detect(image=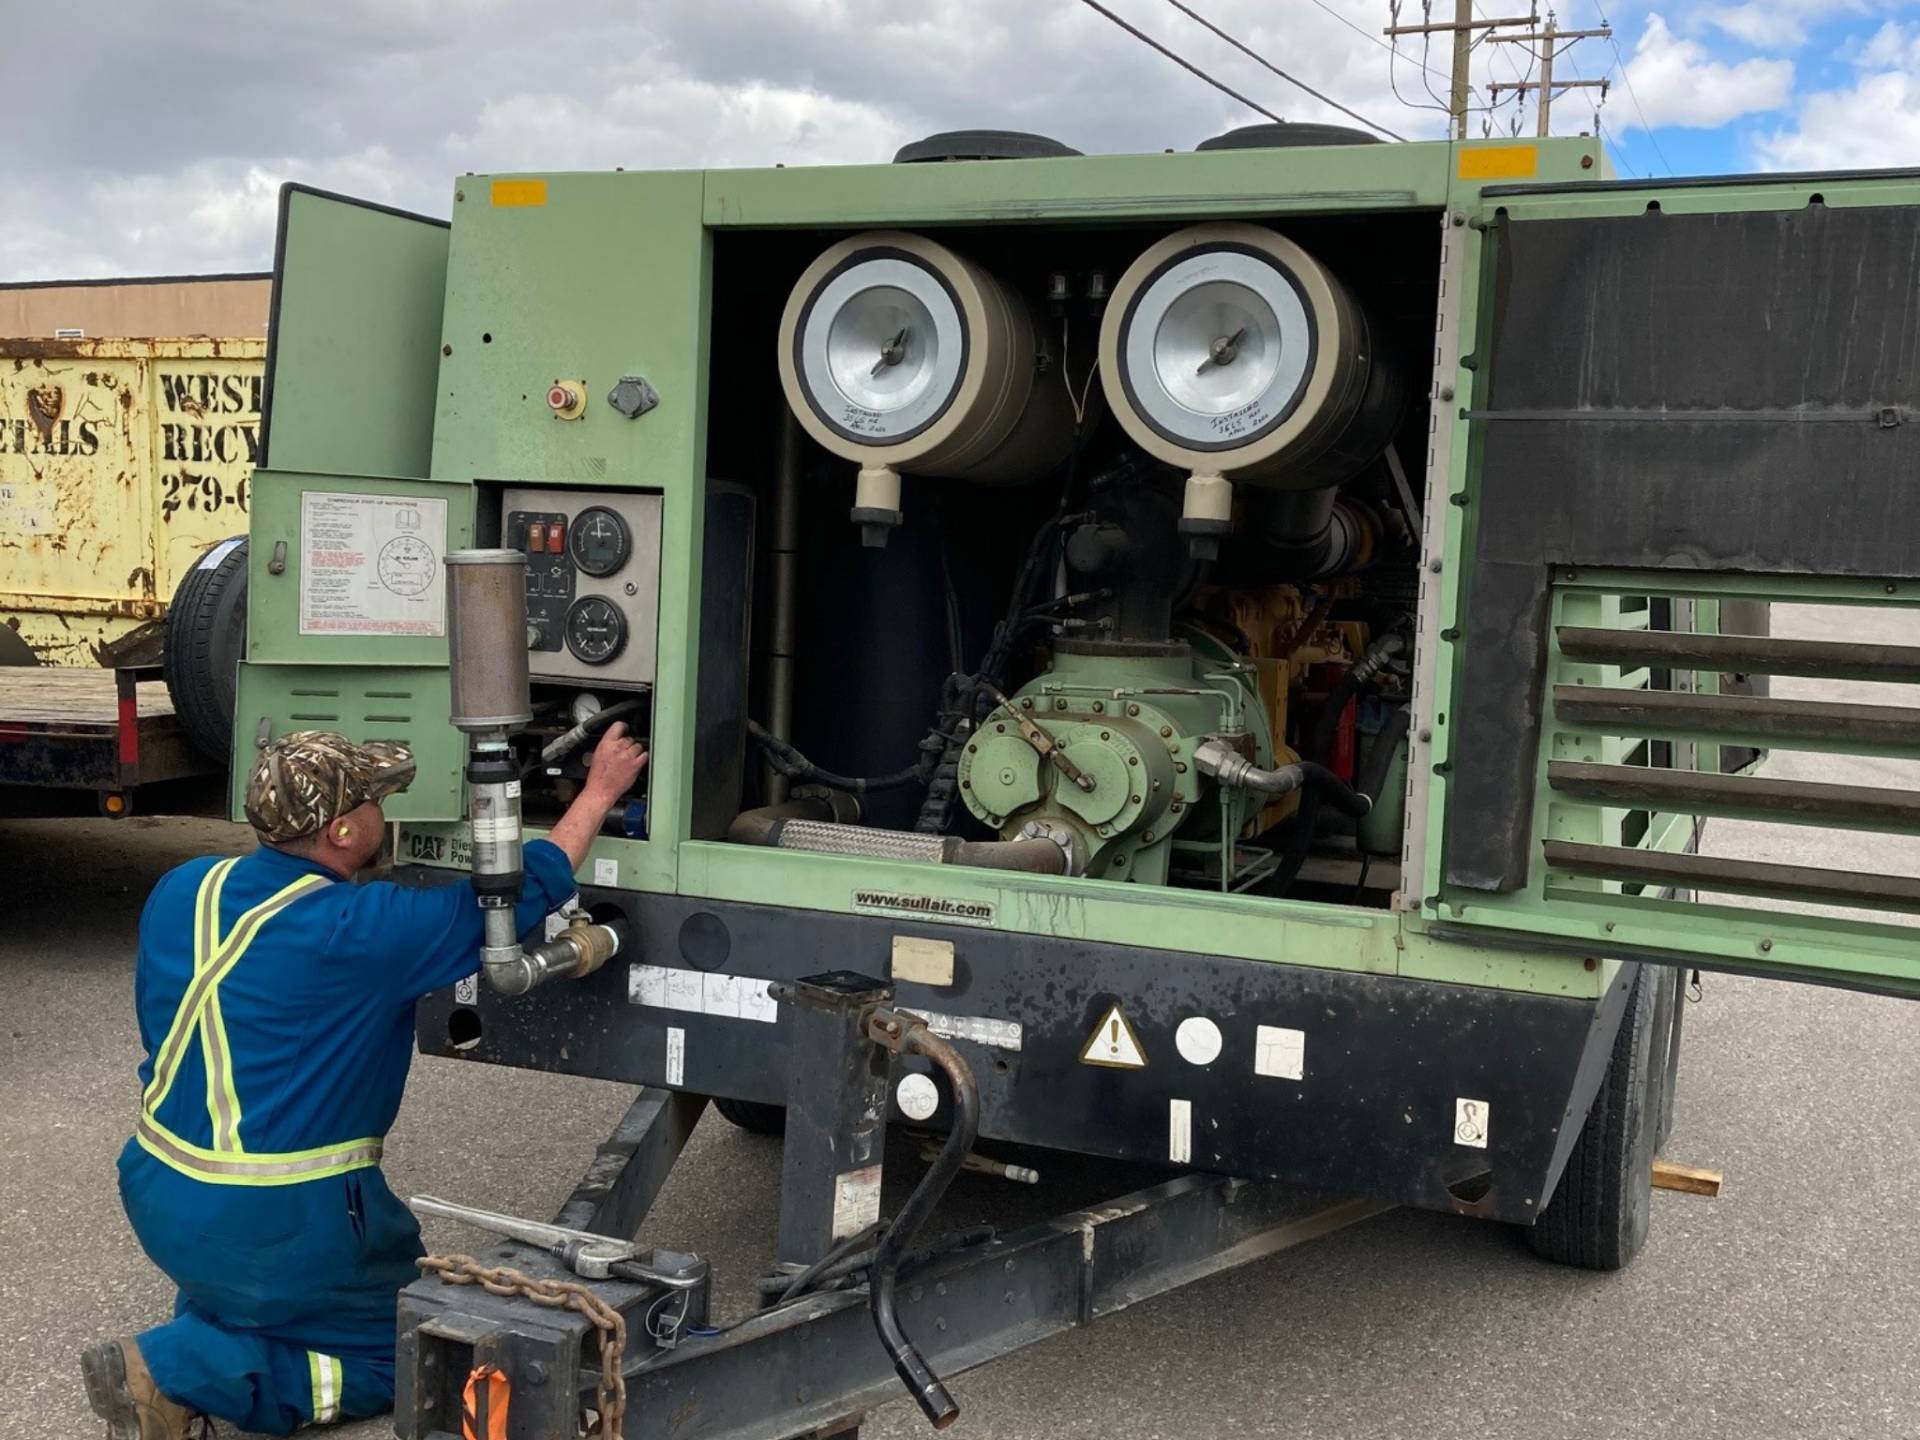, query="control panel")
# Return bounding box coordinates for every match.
[499,486,663,689]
